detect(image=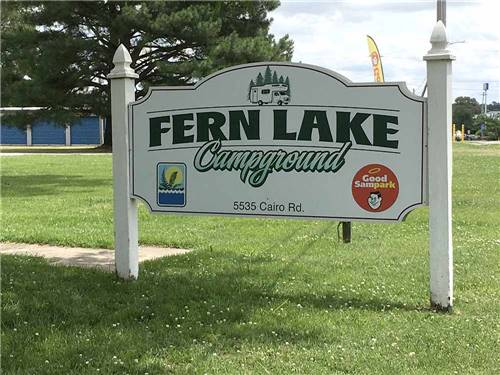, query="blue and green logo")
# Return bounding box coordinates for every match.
[157,163,186,206]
